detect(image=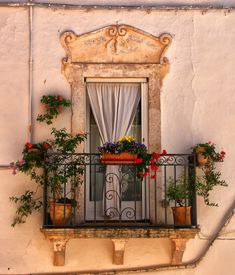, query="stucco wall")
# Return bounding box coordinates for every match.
[0,3,235,275]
